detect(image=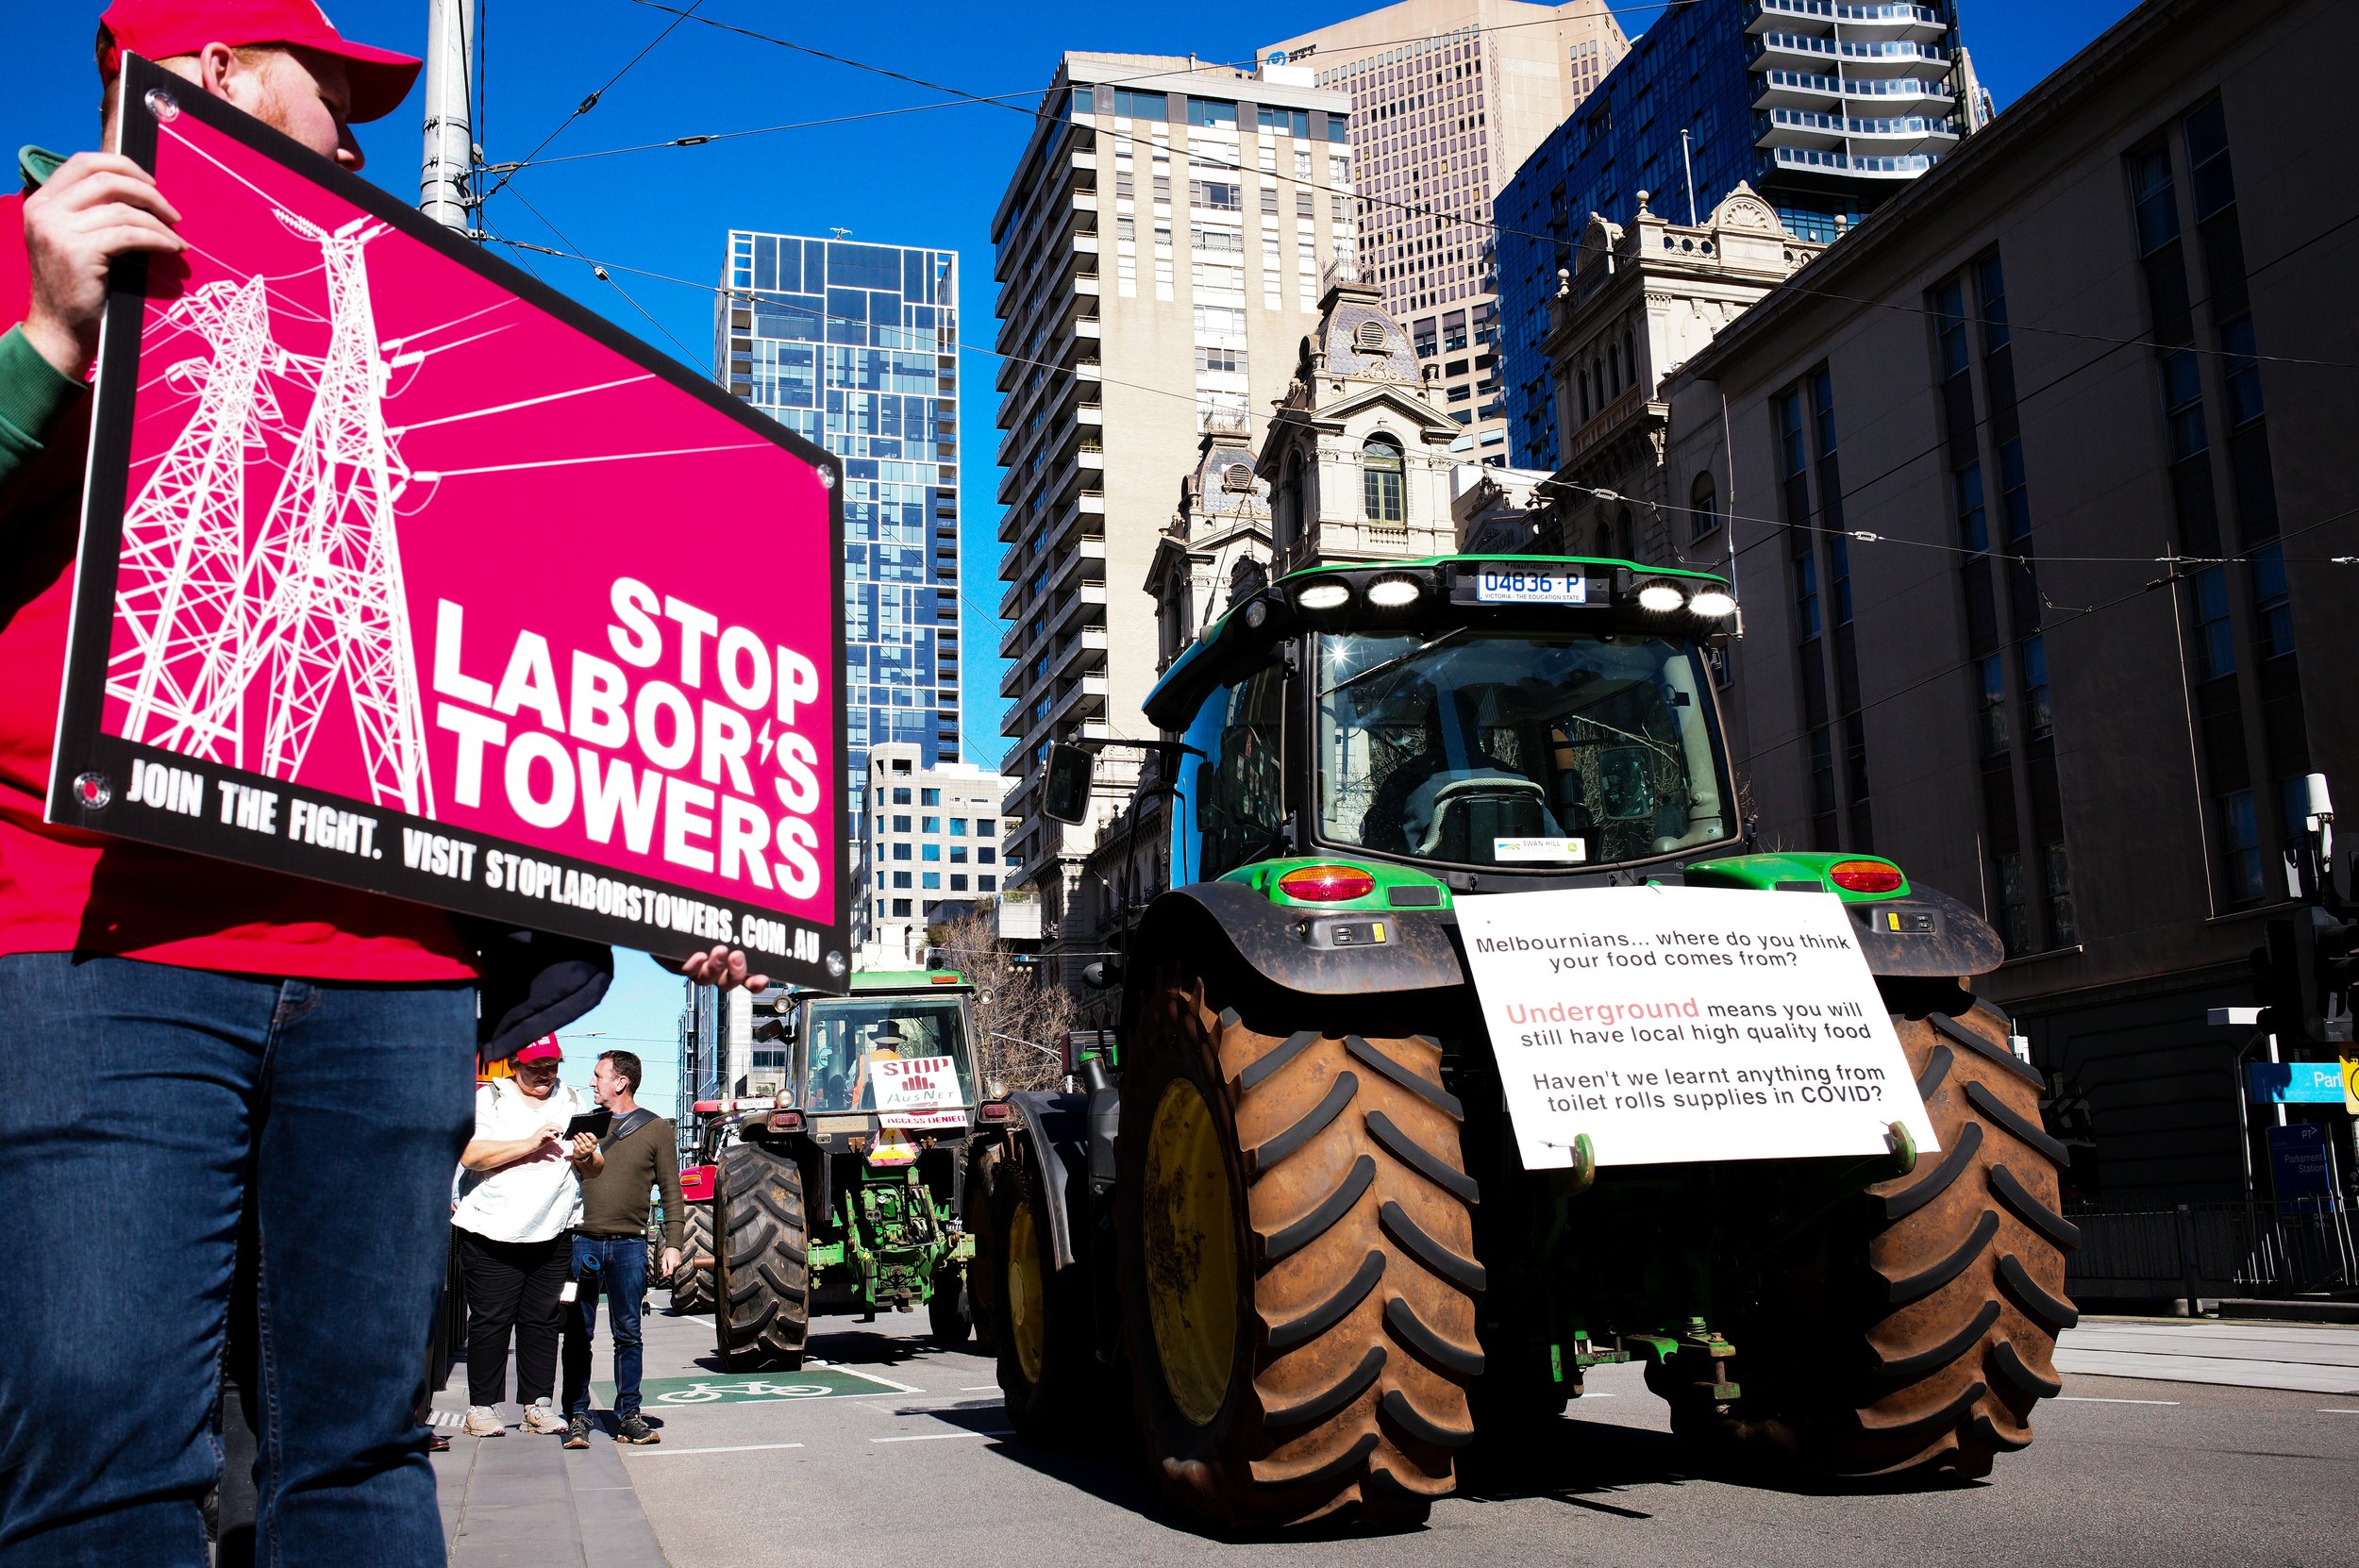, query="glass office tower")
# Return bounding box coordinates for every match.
[1497,0,1973,468]
[716,232,962,844]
